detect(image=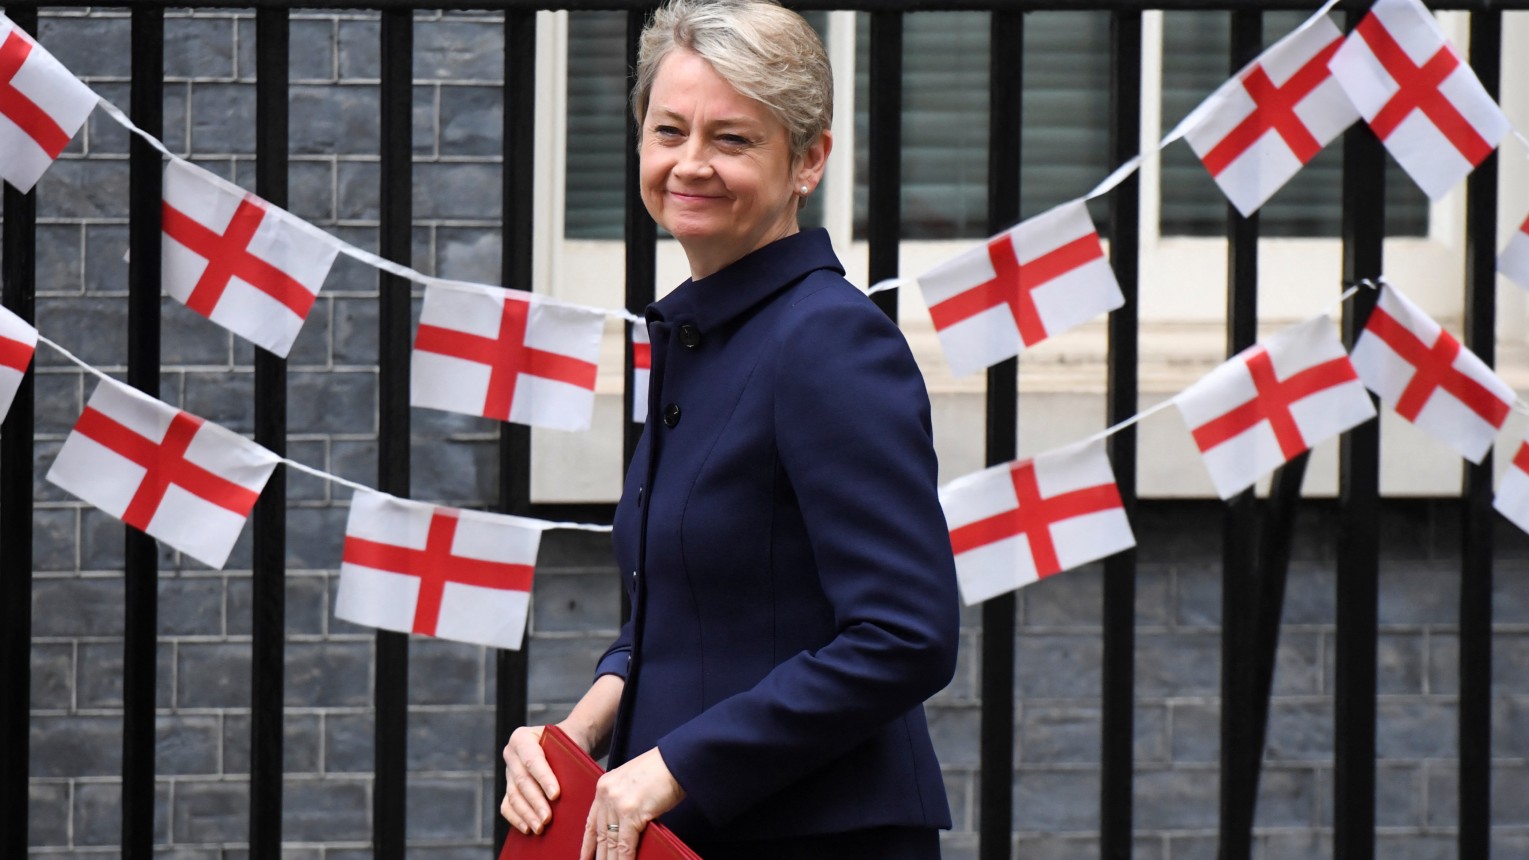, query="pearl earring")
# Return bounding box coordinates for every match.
[800,185,809,194]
